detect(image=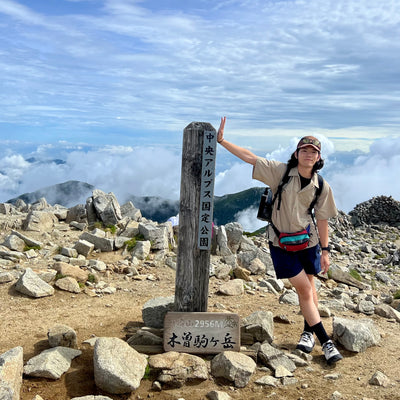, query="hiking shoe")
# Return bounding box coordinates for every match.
[322,340,343,364]
[296,331,315,353]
